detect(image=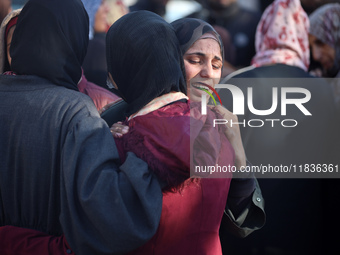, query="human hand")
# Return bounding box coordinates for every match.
[209,105,247,170]
[110,121,129,138]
